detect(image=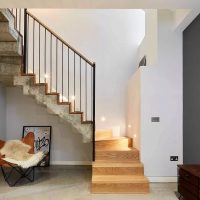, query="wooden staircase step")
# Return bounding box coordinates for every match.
[96,137,132,149]
[96,129,112,140]
[92,162,144,175]
[95,147,139,162]
[91,175,149,193]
